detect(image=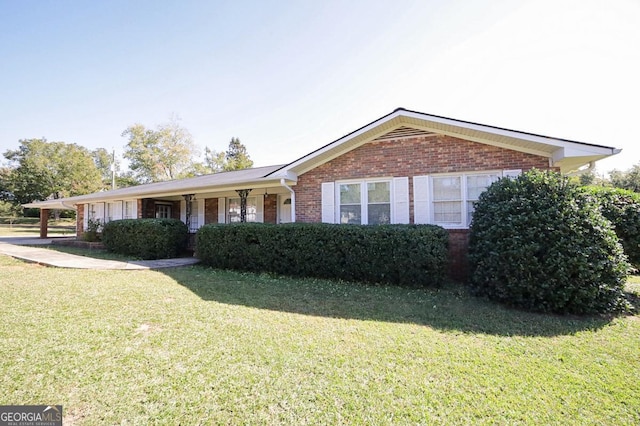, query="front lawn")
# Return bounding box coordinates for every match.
[0,218,75,236]
[0,255,638,424]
